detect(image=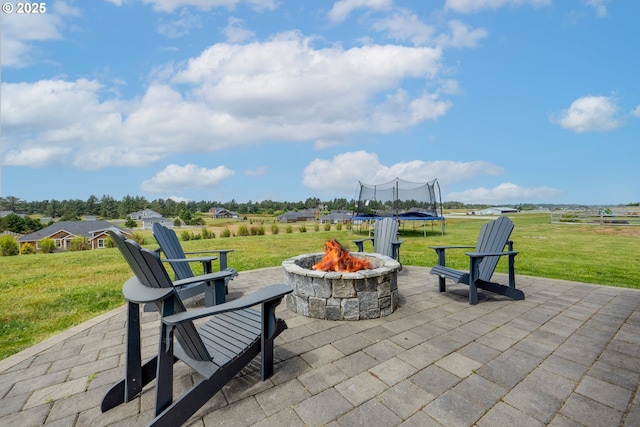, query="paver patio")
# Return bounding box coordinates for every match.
[1,266,639,426]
